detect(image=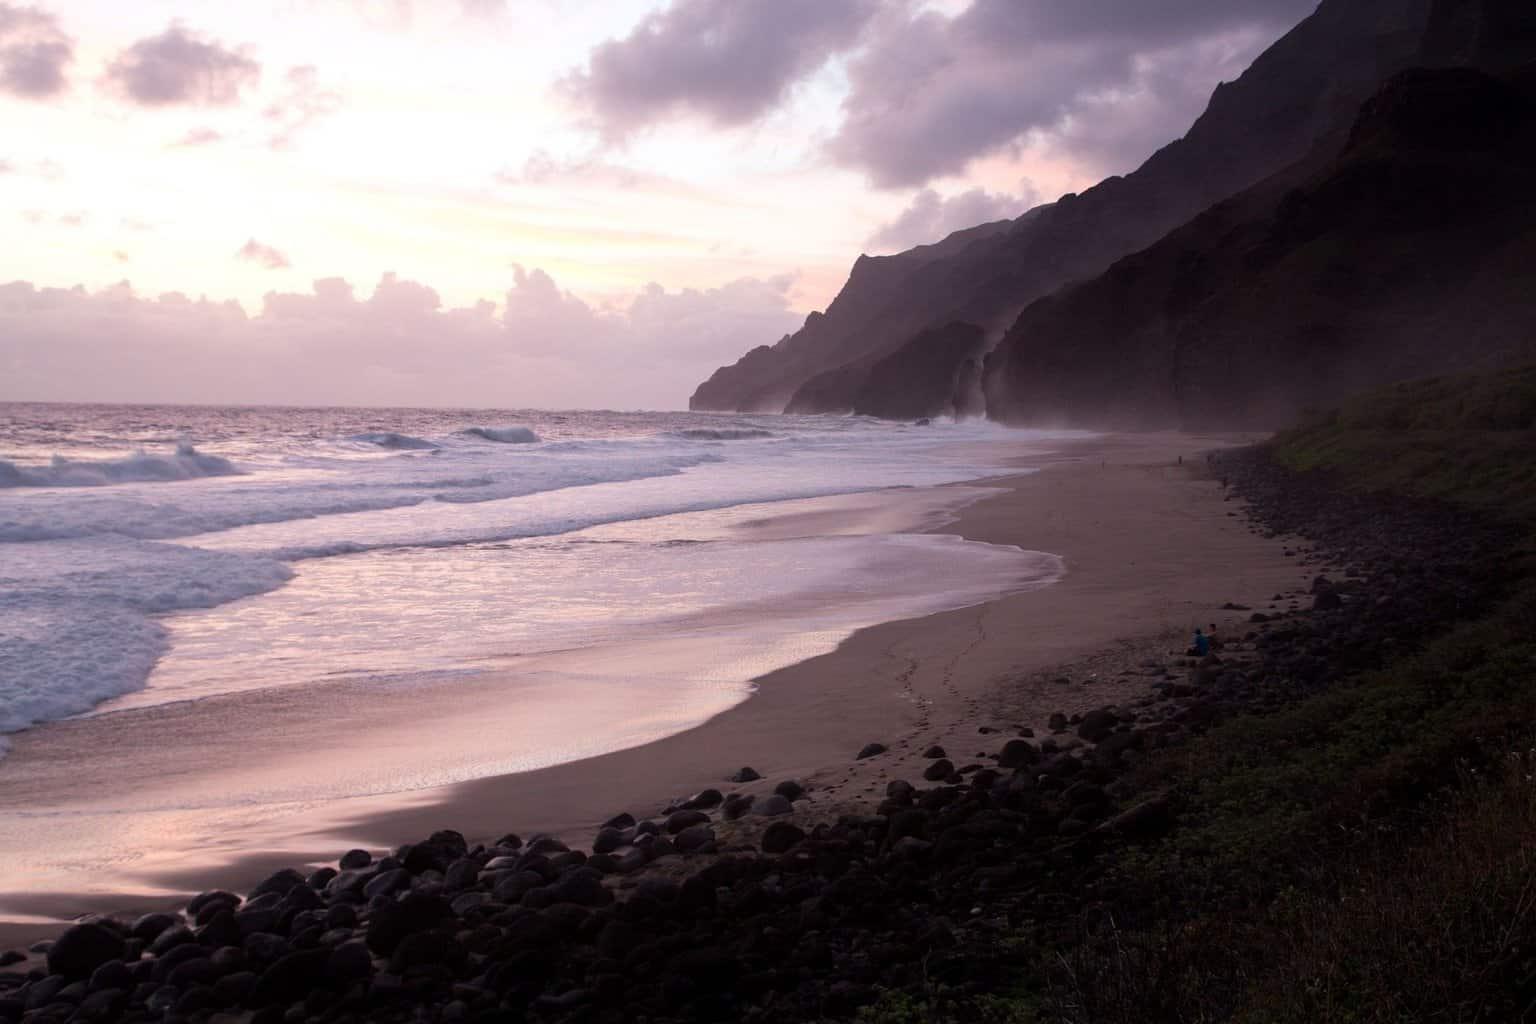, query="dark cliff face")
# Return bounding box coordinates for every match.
[689,0,1435,414]
[982,64,1536,430]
